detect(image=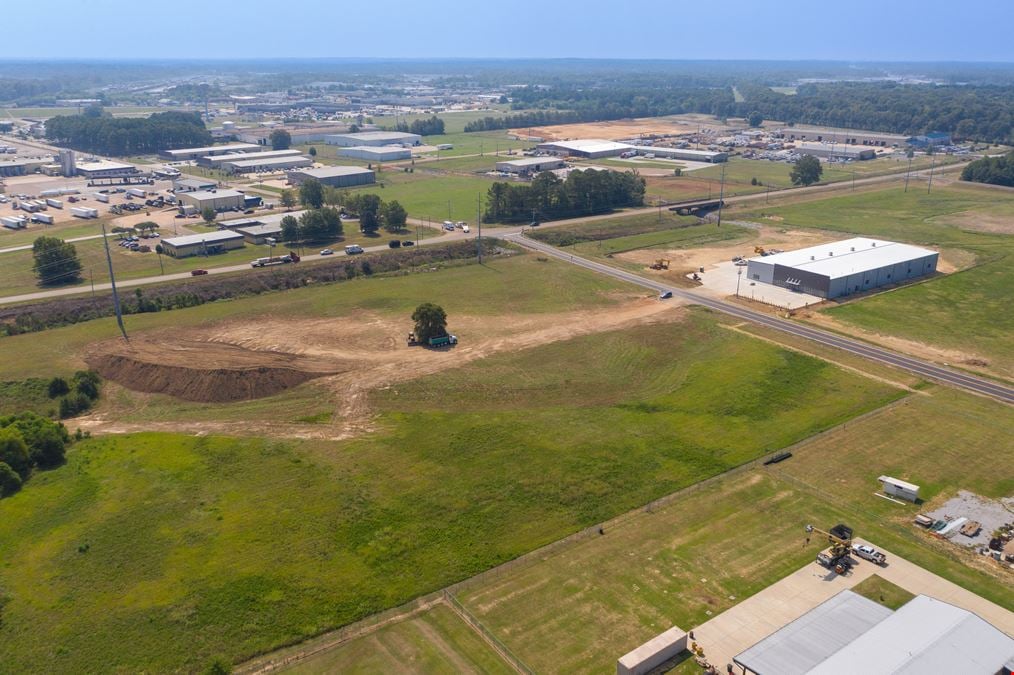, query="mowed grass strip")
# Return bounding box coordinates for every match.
[0,311,900,672]
[457,387,1013,673]
[737,184,1014,377]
